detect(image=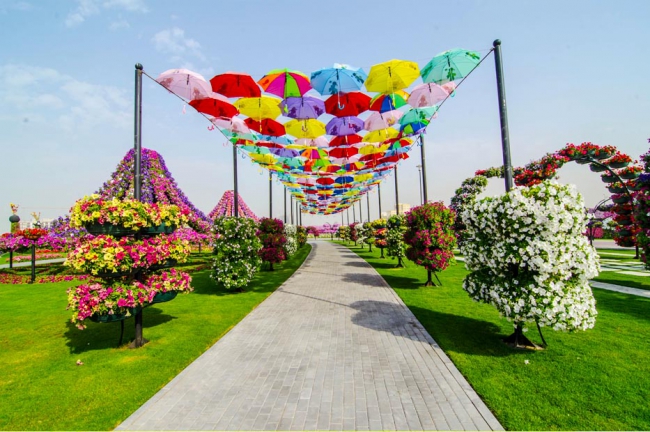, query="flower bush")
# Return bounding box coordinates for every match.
[296,226,307,247]
[372,219,388,251]
[362,222,374,251]
[211,216,262,290]
[461,181,599,334]
[284,224,298,257]
[348,223,358,244]
[404,202,456,284]
[257,218,287,270]
[208,190,259,221]
[0,231,67,253]
[138,268,192,294]
[354,223,366,247]
[386,214,407,266]
[337,225,350,241]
